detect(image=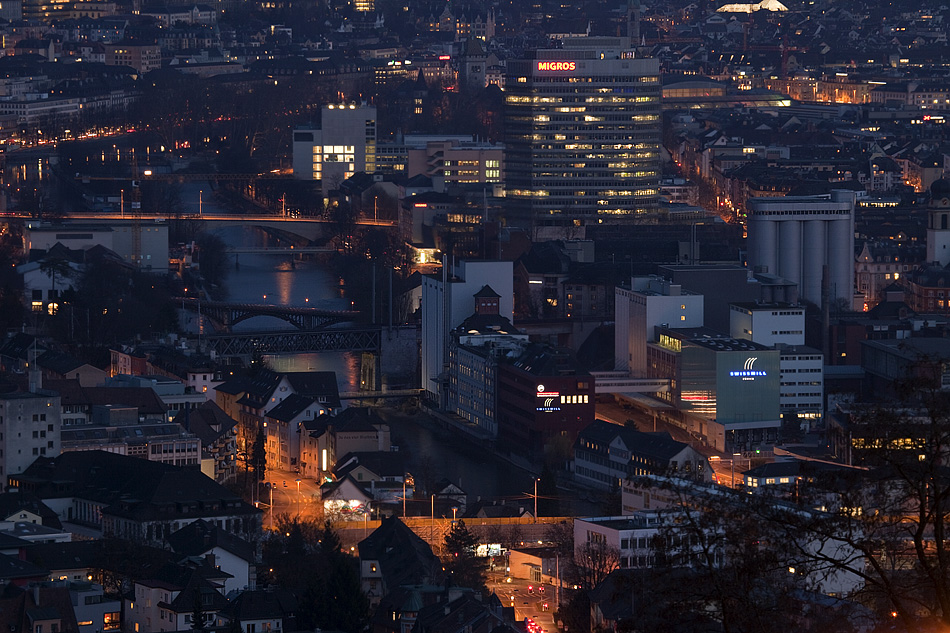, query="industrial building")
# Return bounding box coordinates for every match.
[746,191,856,306]
[421,260,514,405]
